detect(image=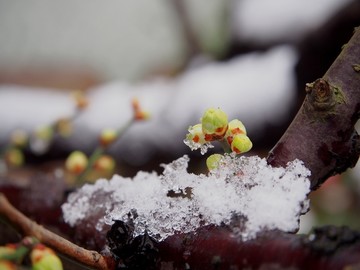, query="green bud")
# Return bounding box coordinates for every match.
[185,124,206,145]
[0,245,16,259]
[29,126,54,154]
[0,260,16,270]
[55,118,73,138]
[99,129,118,147]
[72,90,89,109]
[5,148,24,167]
[206,154,223,171]
[225,119,247,147]
[226,119,246,136]
[230,134,252,154]
[184,124,214,154]
[30,244,63,270]
[10,129,28,148]
[35,126,53,141]
[65,151,88,175]
[94,155,116,174]
[201,108,228,140]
